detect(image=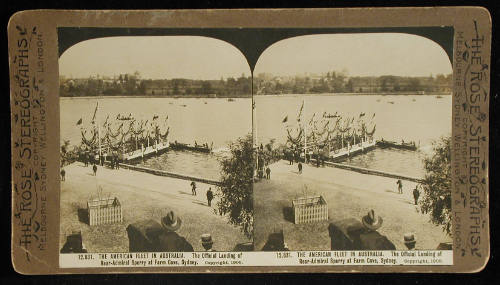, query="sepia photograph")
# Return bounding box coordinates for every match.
[58,35,253,253]
[8,8,492,273]
[252,33,453,251]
